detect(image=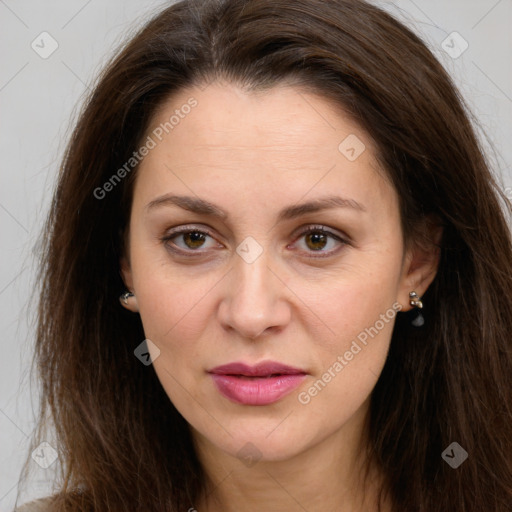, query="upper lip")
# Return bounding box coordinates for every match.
[208,361,307,377]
